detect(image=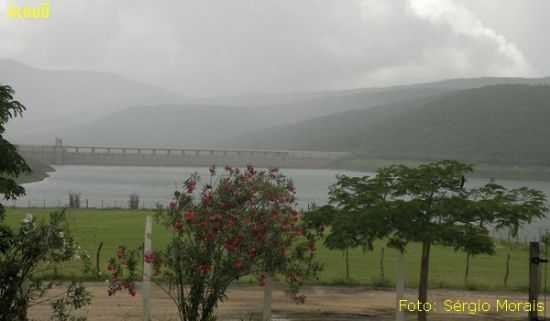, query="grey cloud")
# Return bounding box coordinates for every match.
[0,0,546,96]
